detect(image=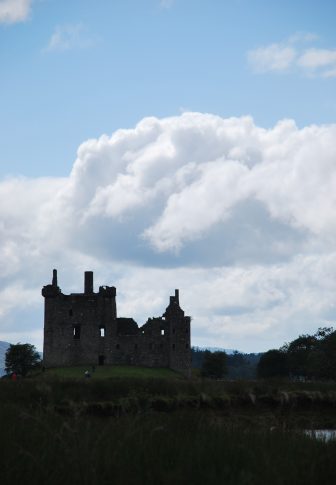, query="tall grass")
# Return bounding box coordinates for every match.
[0,407,336,485]
[2,376,336,483]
